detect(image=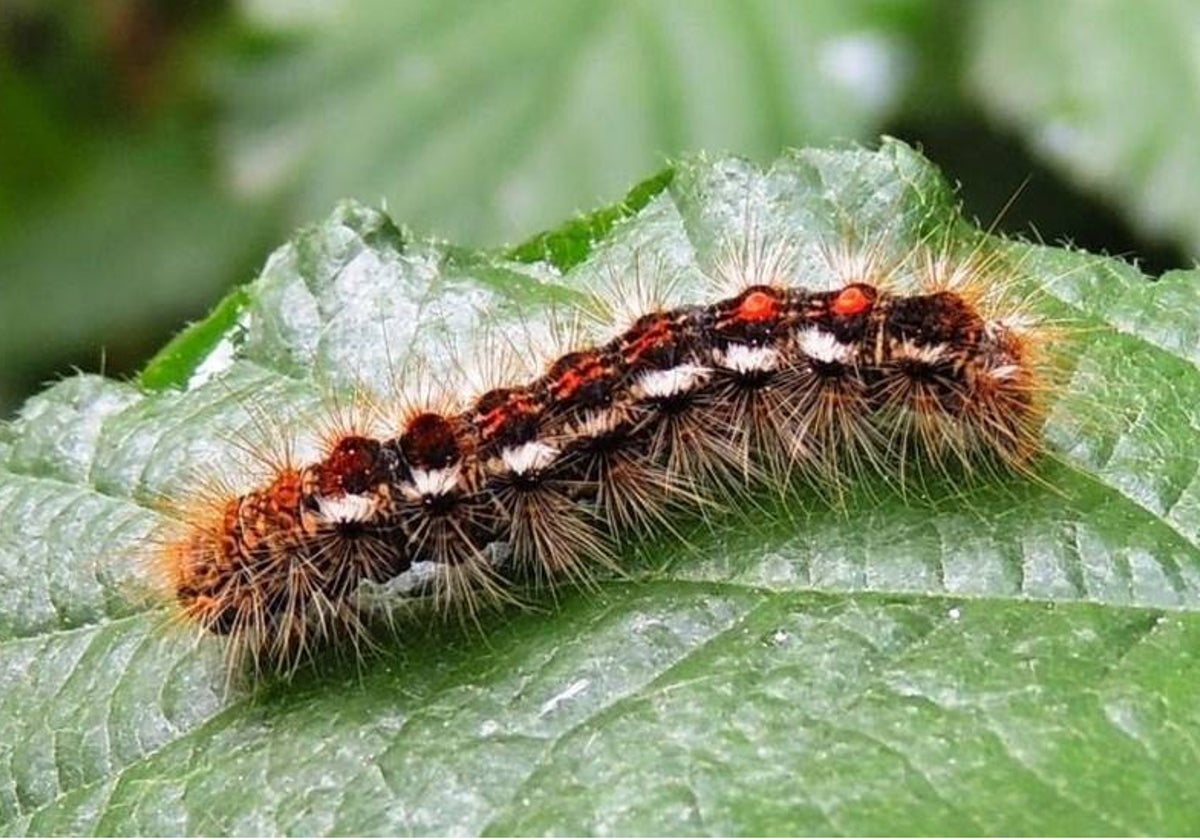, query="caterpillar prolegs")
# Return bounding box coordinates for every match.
[152,172,1058,677]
